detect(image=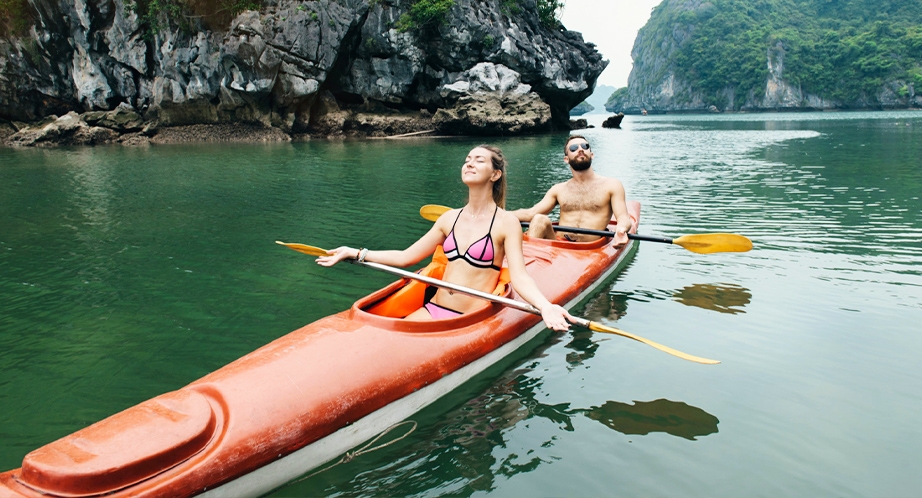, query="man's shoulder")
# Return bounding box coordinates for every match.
[598,175,625,190]
[547,181,569,193]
